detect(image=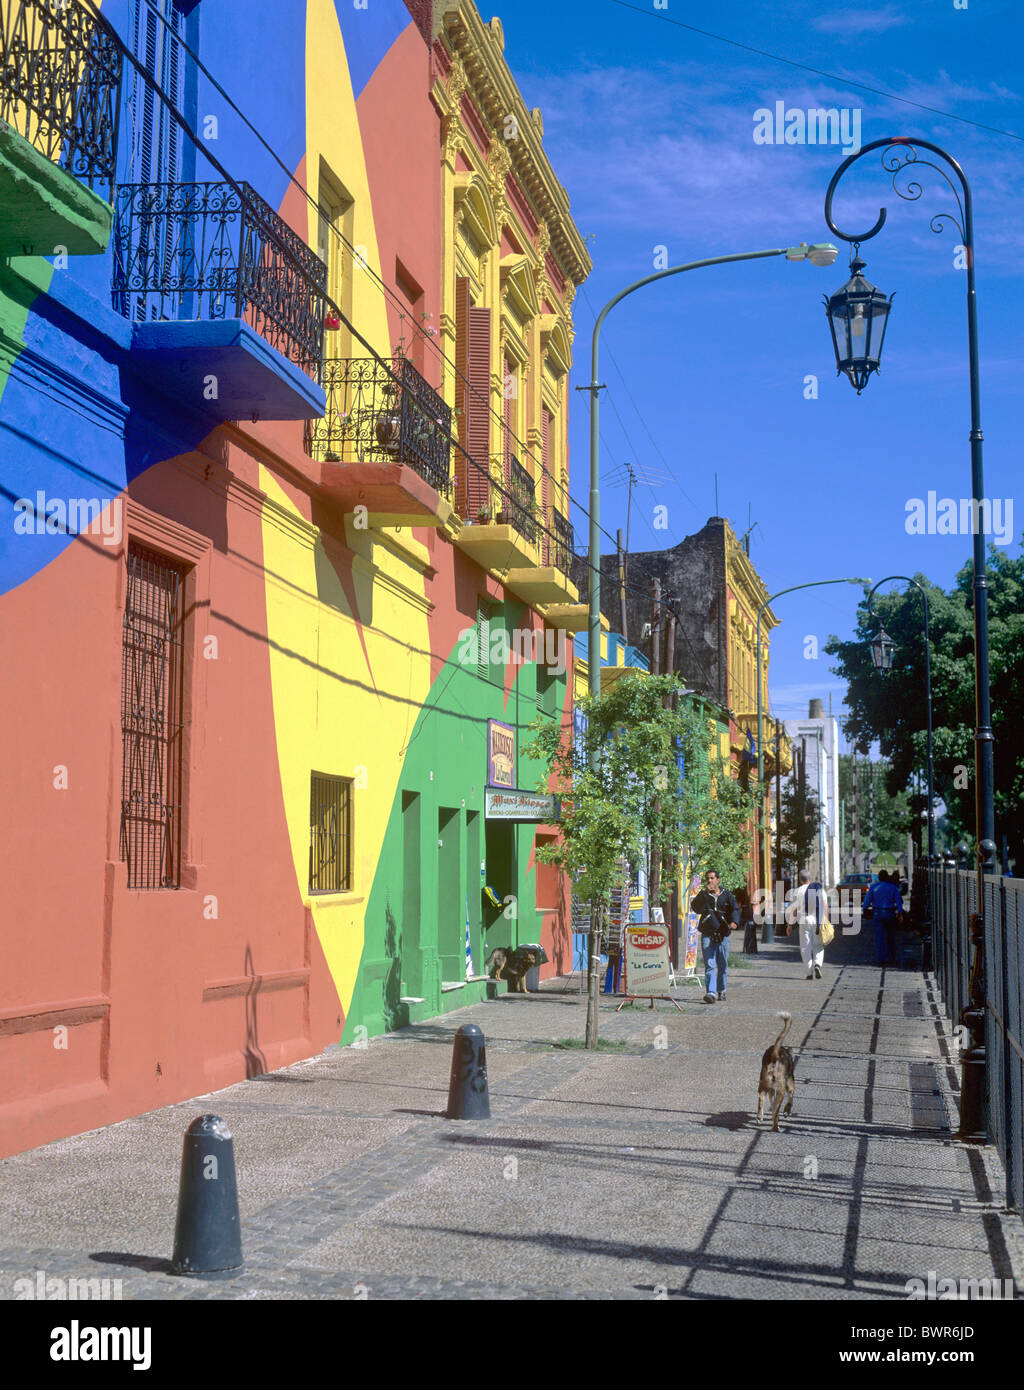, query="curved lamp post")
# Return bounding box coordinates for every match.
[577,241,838,1045]
[864,575,936,863]
[583,243,839,706]
[823,138,996,1145]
